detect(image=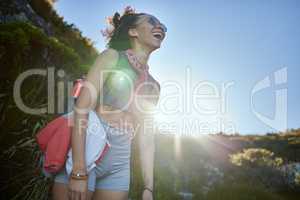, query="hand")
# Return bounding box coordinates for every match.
[68,178,88,200]
[142,189,153,200]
